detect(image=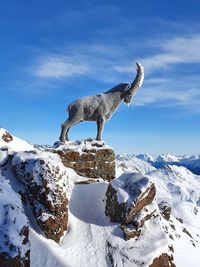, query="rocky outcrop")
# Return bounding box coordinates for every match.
[149,253,176,267]
[159,201,171,221]
[11,150,68,243]
[53,139,115,181]
[105,172,176,266]
[105,173,156,223]
[0,172,30,267]
[2,131,13,143]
